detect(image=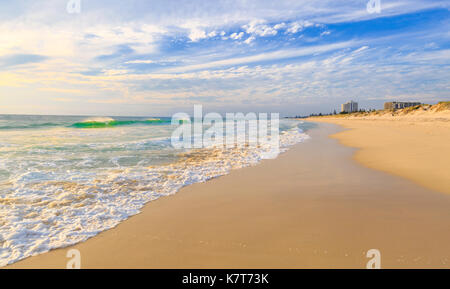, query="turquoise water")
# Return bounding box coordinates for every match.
[0,114,311,266]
